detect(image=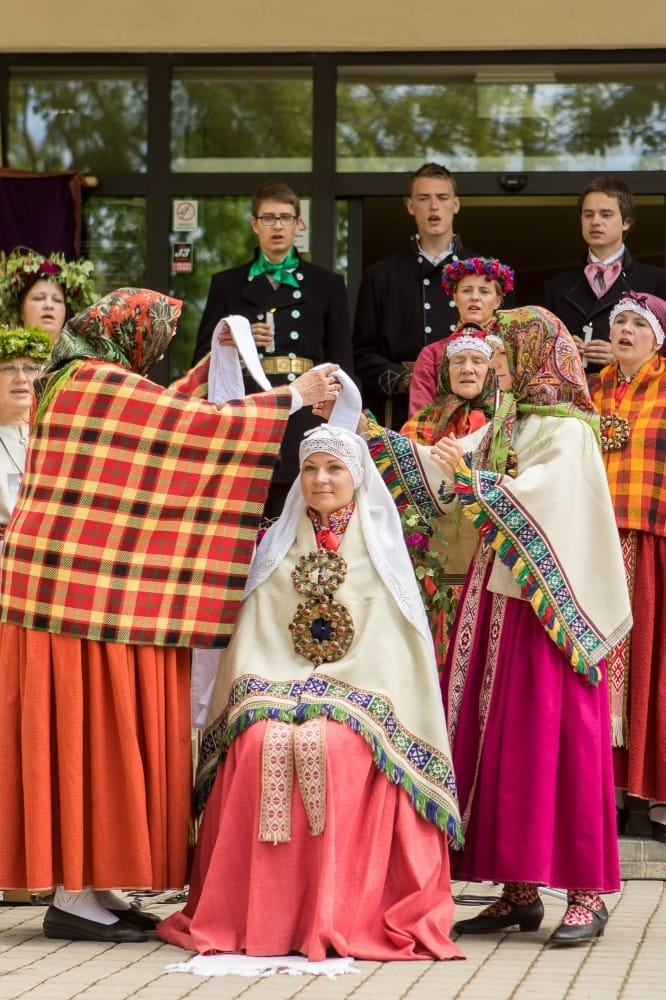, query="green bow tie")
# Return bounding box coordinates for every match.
[249,250,300,289]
